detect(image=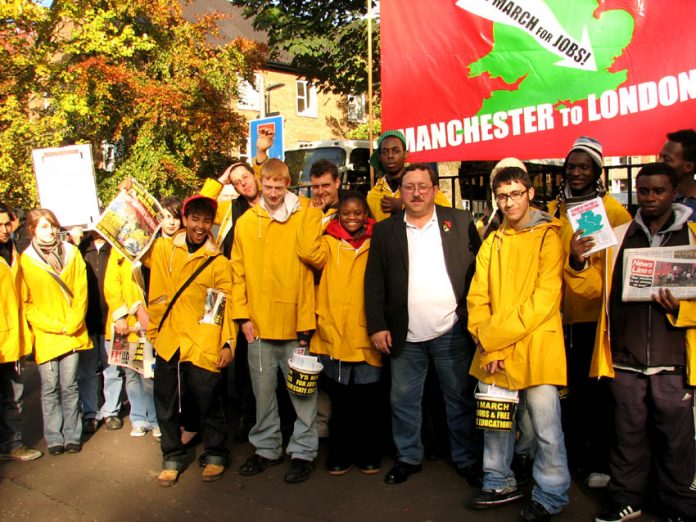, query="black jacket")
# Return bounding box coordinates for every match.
[364,205,480,357]
[80,238,112,336]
